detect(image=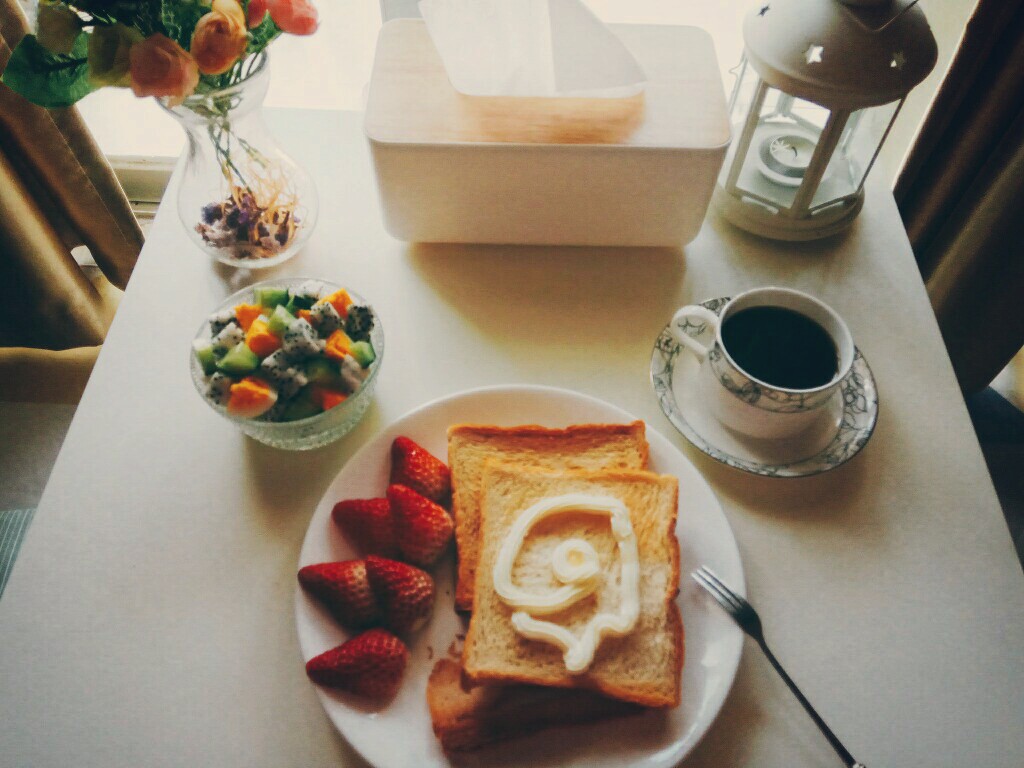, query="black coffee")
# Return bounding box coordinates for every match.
[720,306,838,390]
